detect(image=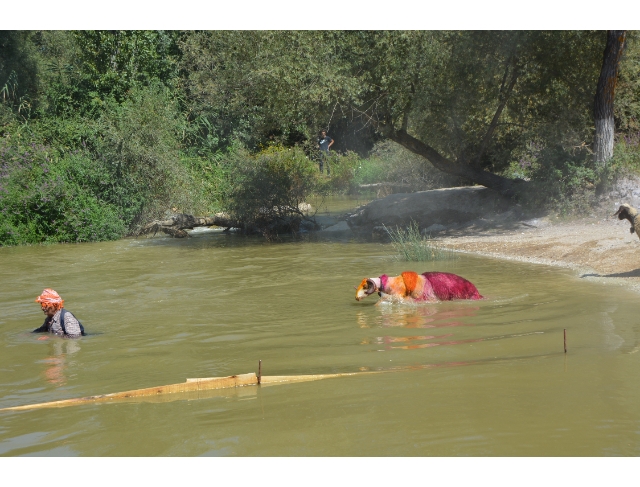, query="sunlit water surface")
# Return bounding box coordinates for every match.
[1,215,640,456]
